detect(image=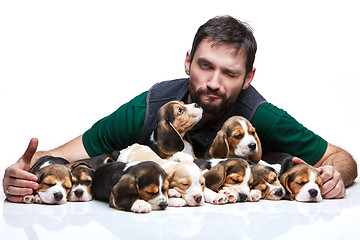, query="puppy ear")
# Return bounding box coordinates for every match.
[69,161,93,171]
[280,172,294,200]
[208,130,229,159]
[203,163,227,192]
[156,120,184,154]
[248,132,262,163]
[110,174,139,211]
